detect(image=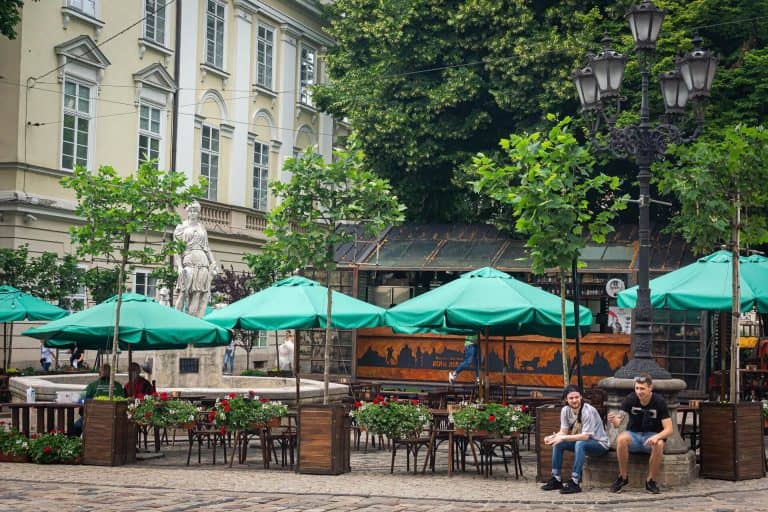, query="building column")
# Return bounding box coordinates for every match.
[317,48,334,162]
[277,23,299,184]
[229,2,255,207]
[175,0,200,180]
